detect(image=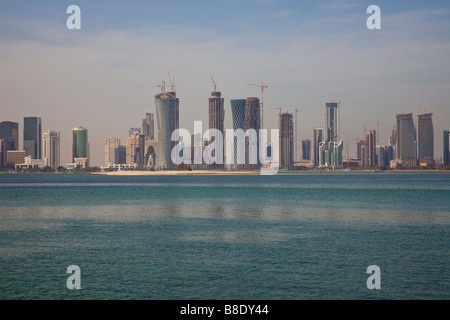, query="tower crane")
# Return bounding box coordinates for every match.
[211,77,218,92]
[247,82,268,129]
